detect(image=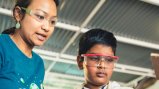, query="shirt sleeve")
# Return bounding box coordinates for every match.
[0,35,2,70]
[0,40,3,70]
[0,47,2,70]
